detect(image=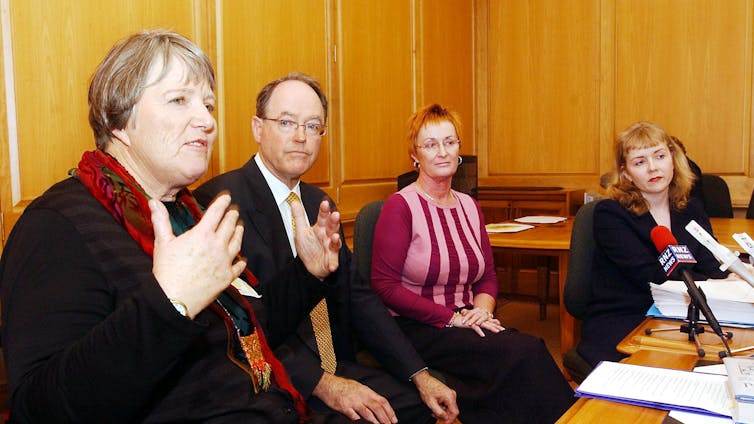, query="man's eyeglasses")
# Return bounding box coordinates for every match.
[416,137,461,152]
[260,117,327,137]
